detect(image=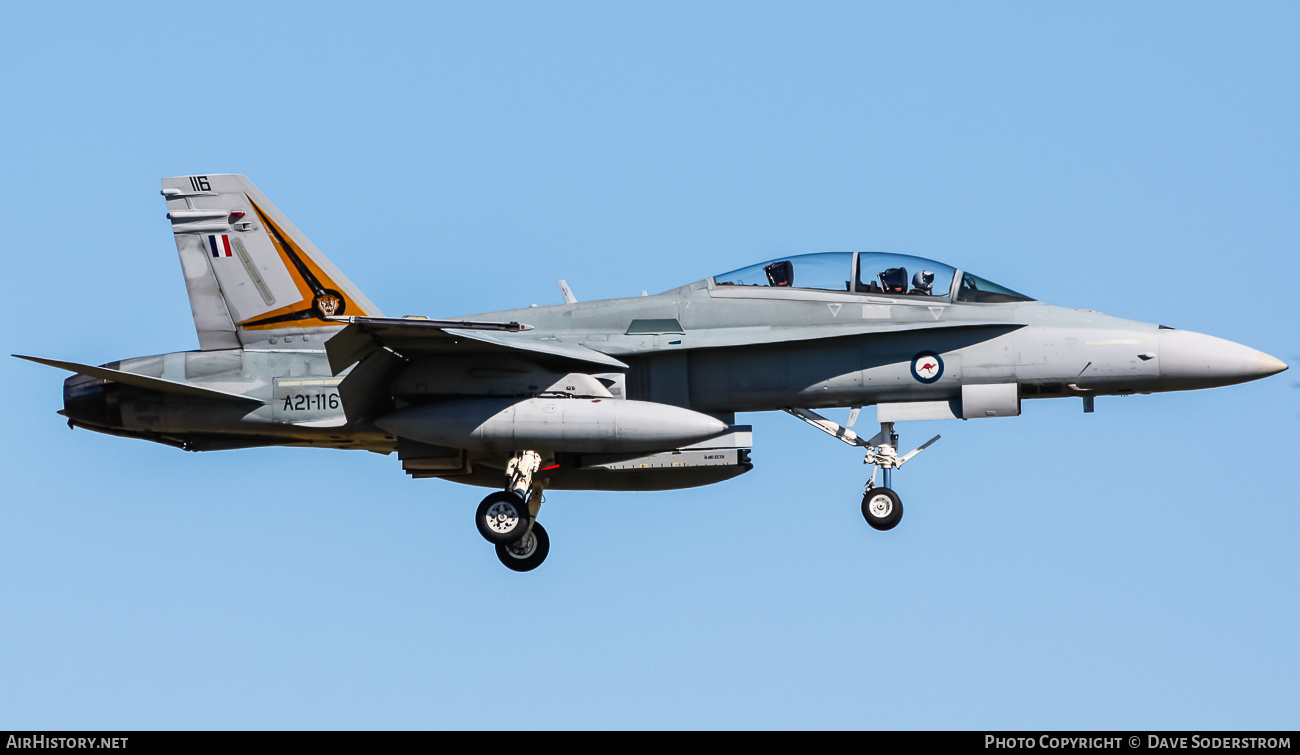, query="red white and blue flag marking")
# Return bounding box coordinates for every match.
[207,234,232,258]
